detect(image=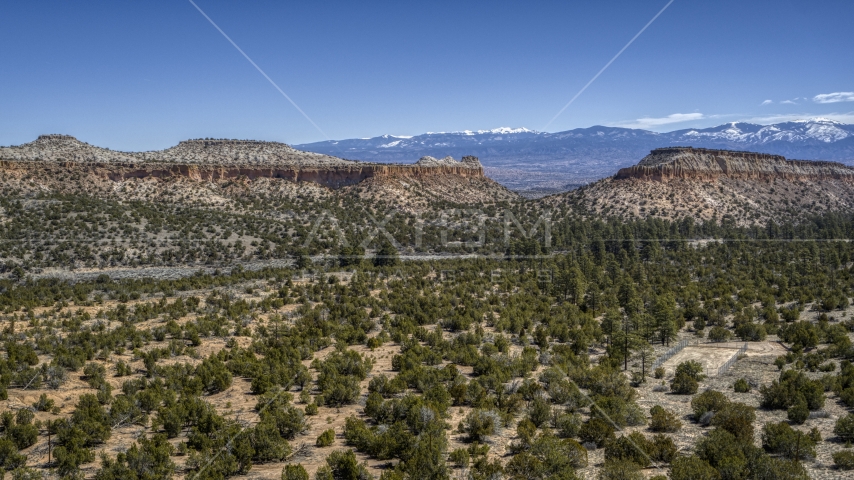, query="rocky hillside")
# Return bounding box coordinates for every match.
[0,135,510,204]
[551,147,854,225]
[0,134,348,166]
[0,136,520,273]
[616,147,854,181]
